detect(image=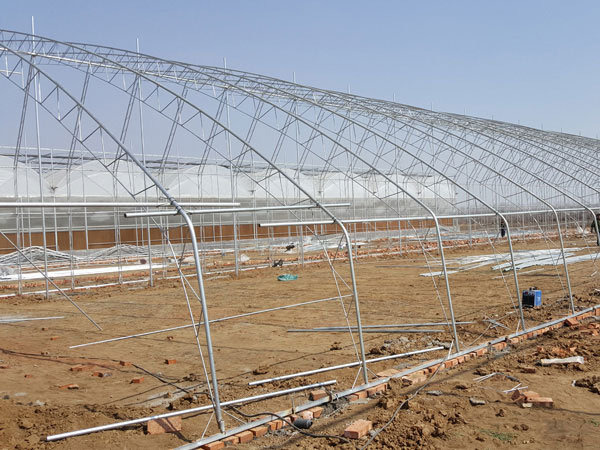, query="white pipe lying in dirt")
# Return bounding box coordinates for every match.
[46,379,337,442]
[249,346,444,386]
